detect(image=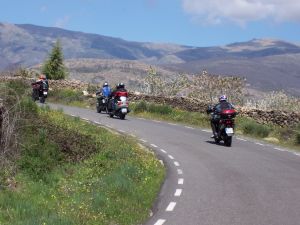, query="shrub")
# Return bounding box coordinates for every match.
[49,89,83,103]
[147,103,172,115]
[294,124,300,145]
[240,120,271,138]
[133,101,148,113]
[19,128,63,181]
